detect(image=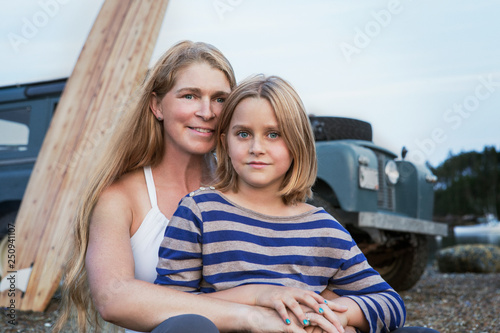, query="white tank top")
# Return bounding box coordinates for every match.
[130,166,170,283]
[126,166,169,333]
